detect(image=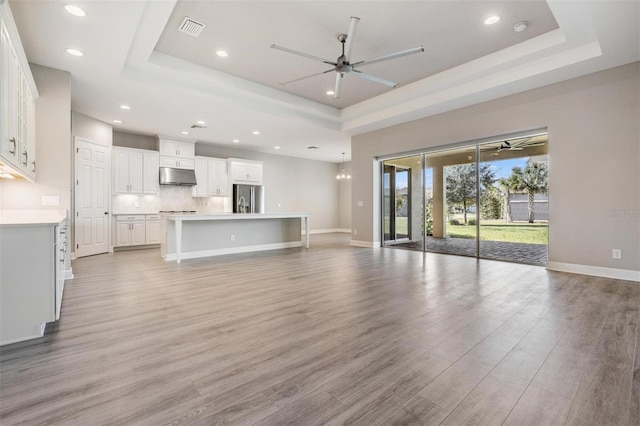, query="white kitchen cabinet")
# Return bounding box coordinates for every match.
[145,214,161,244]
[229,159,263,185]
[0,211,67,346]
[193,156,228,197]
[143,151,159,194]
[158,139,194,158]
[159,156,195,170]
[113,147,159,194]
[0,11,37,182]
[115,215,145,247]
[113,148,143,194]
[158,138,195,170]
